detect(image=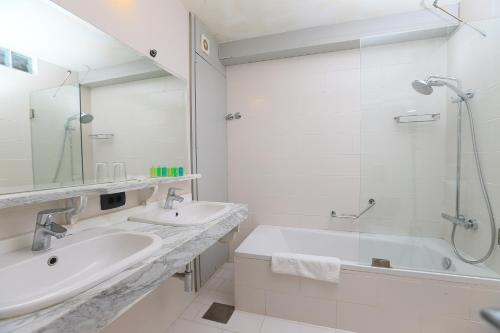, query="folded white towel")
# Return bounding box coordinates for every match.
[271,252,340,283]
